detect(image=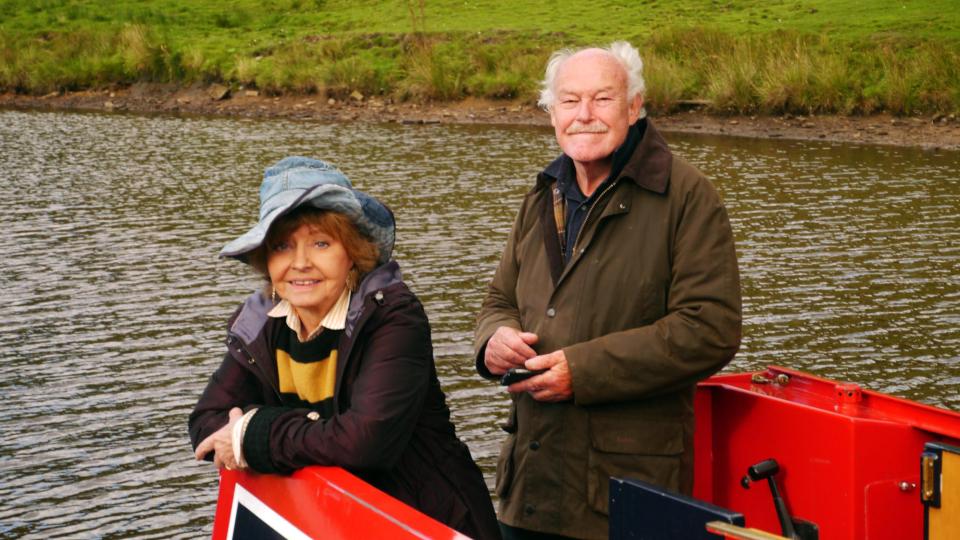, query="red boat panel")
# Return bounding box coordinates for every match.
[212,466,468,539]
[207,366,960,539]
[693,366,960,540]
